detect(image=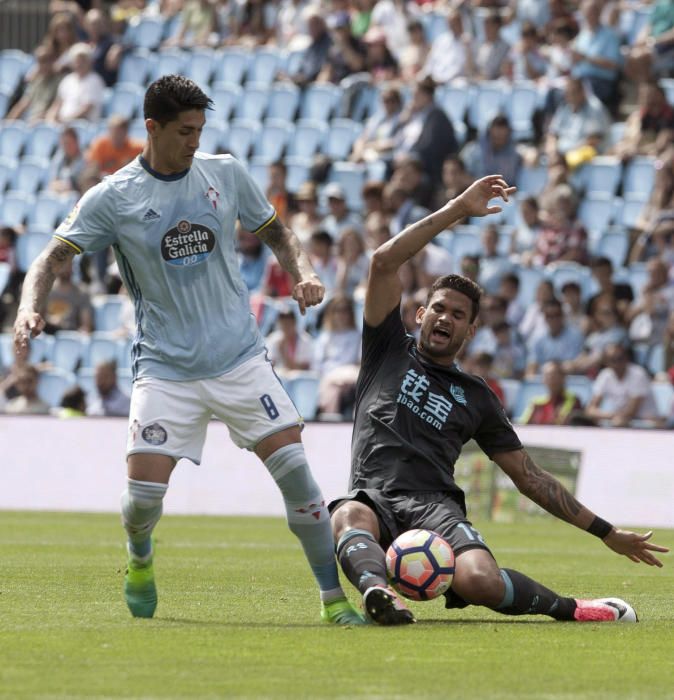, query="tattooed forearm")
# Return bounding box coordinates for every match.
[19,240,75,314]
[257,218,313,282]
[516,451,584,524]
